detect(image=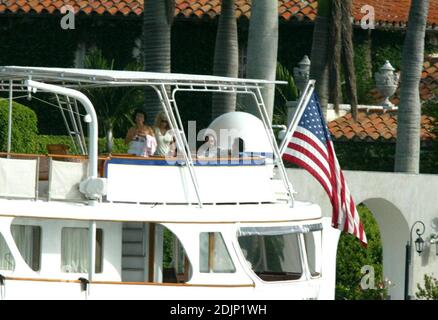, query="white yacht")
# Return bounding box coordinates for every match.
[0,67,338,300]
